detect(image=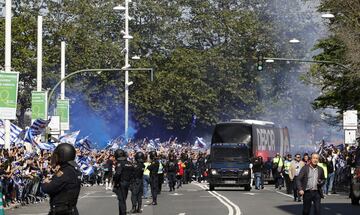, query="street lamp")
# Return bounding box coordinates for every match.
[321,13,335,19]
[265,59,274,63]
[289,38,300,44]
[132,55,140,60]
[114,0,133,140]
